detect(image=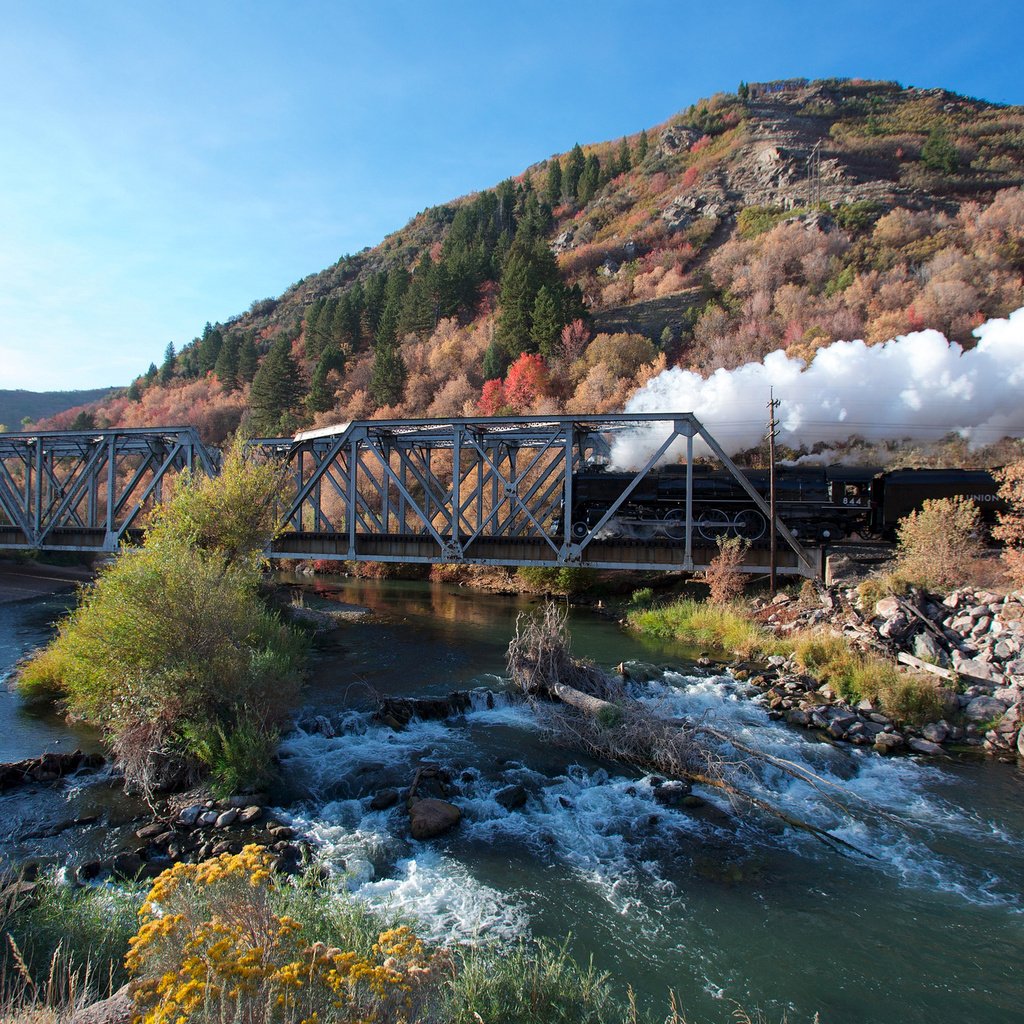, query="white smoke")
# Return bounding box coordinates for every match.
[613,307,1024,467]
